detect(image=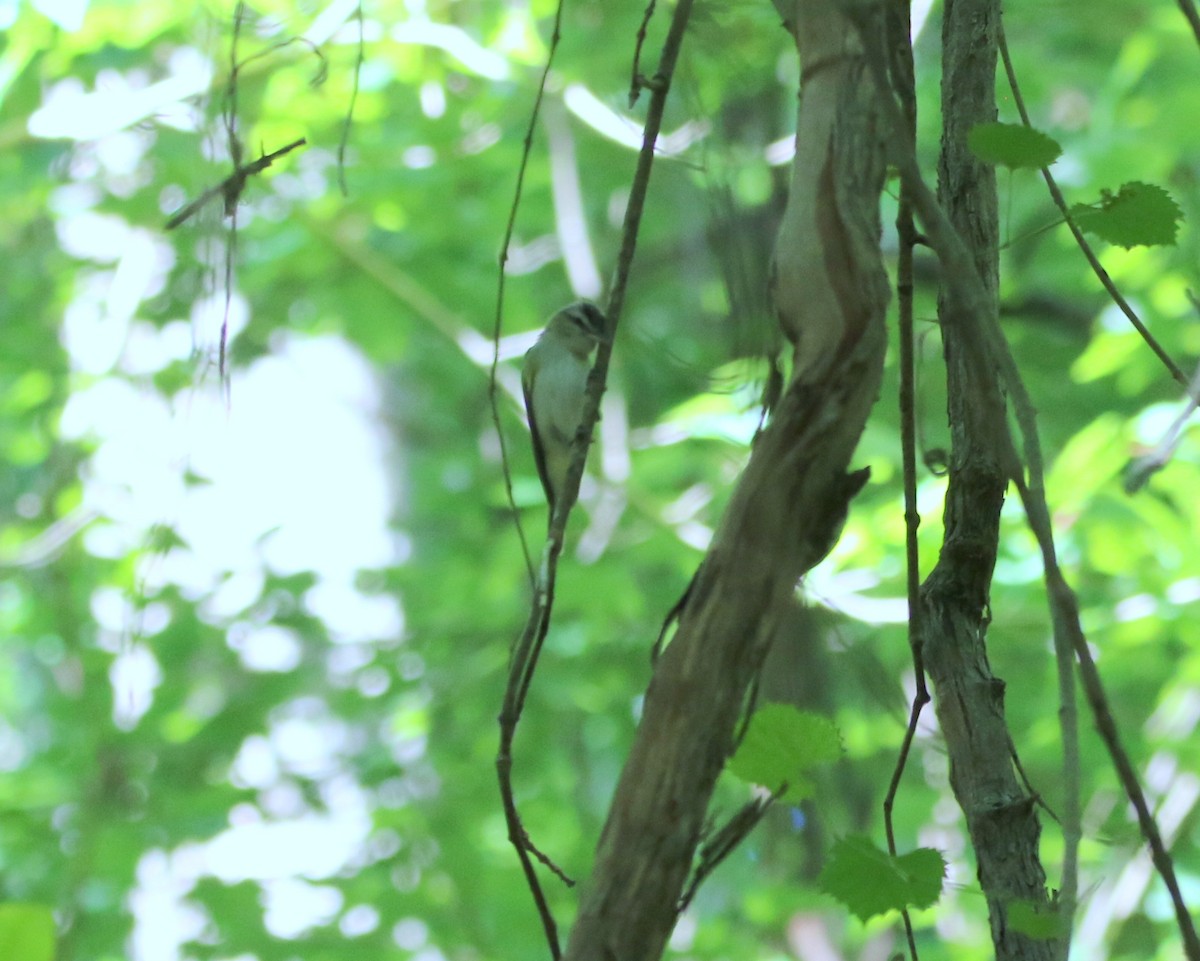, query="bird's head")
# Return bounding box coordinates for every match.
[547,301,607,355]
